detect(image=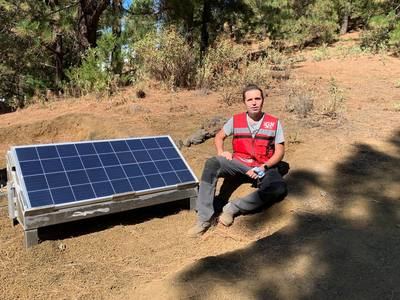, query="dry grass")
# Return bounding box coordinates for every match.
[284,80,315,118]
